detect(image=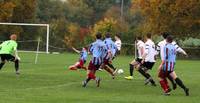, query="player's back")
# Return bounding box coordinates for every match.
[144,39,156,62]
[90,39,106,58]
[137,40,145,58]
[80,48,87,61]
[163,43,176,71]
[0,40,17,54]
[104,38,117,55]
